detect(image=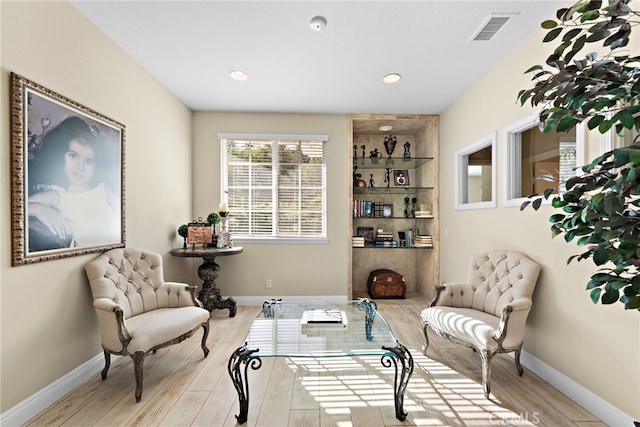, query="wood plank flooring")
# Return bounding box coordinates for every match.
[26,297,605,426]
